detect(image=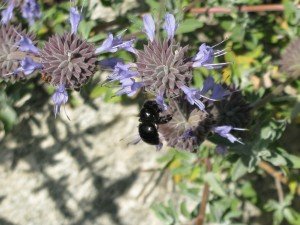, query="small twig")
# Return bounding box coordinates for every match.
[258,161,288,183]
[275,177,284,203]
[258,161,300,196]
[190,4,300,14]
[195,158,212,225]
